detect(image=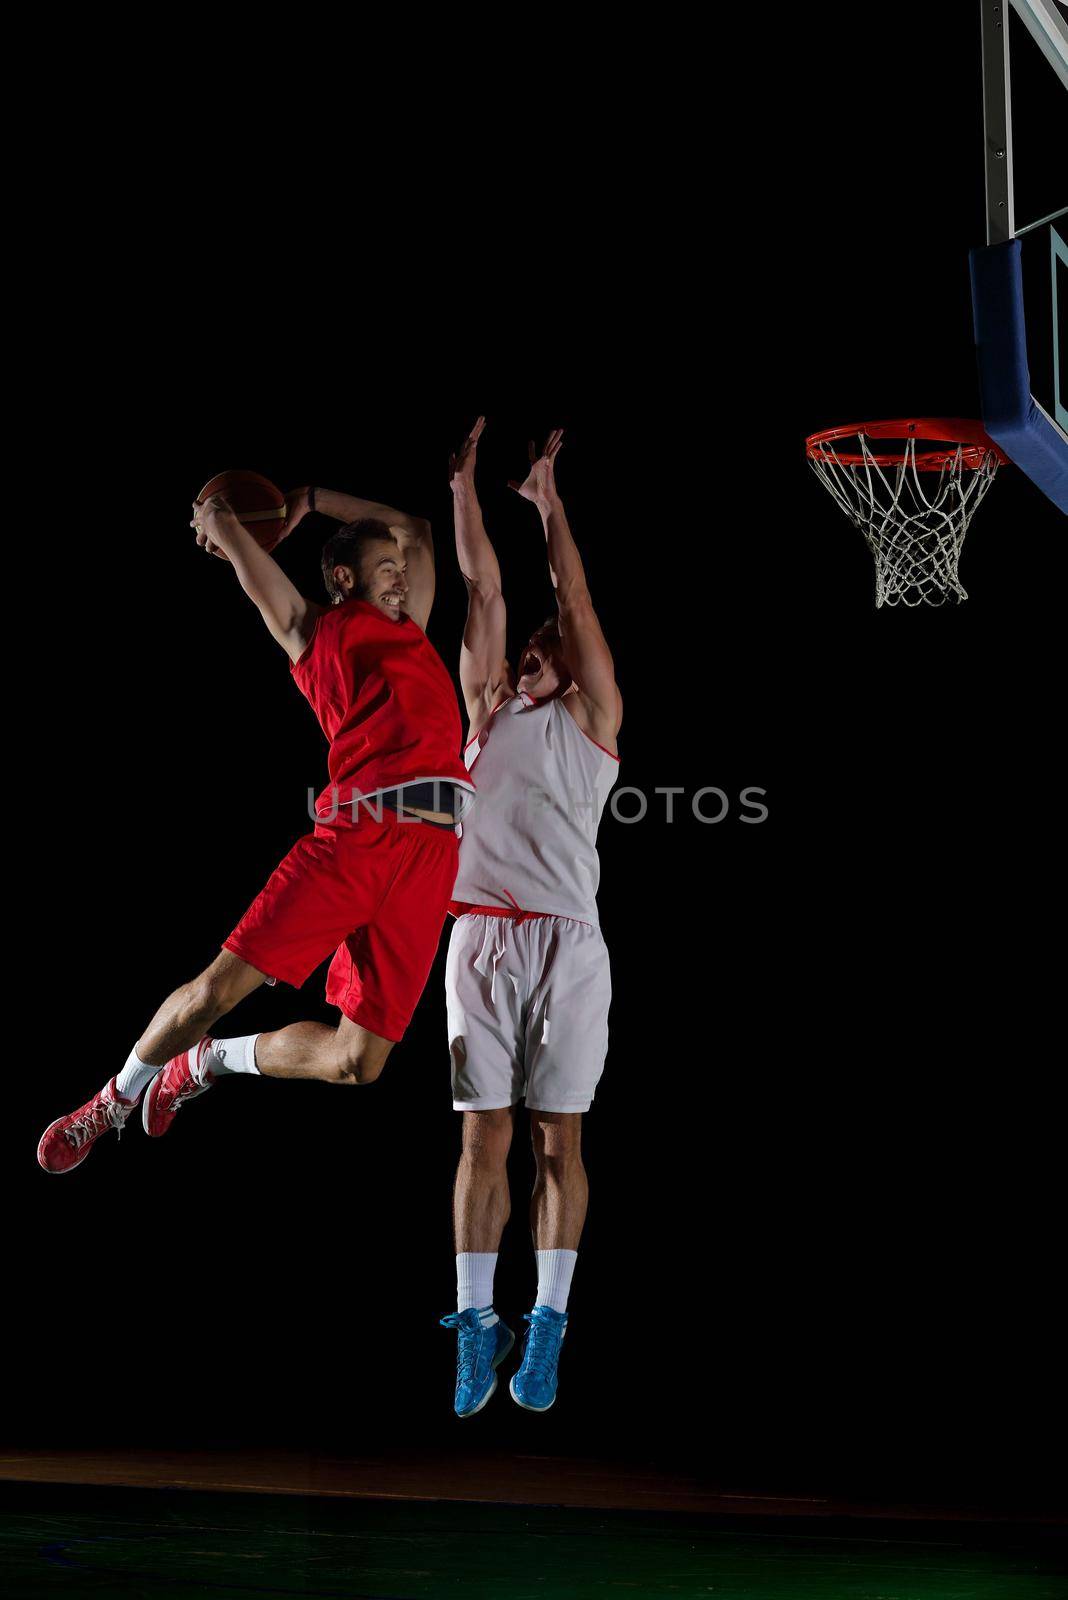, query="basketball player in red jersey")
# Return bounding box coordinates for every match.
[38,484,474,1173]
